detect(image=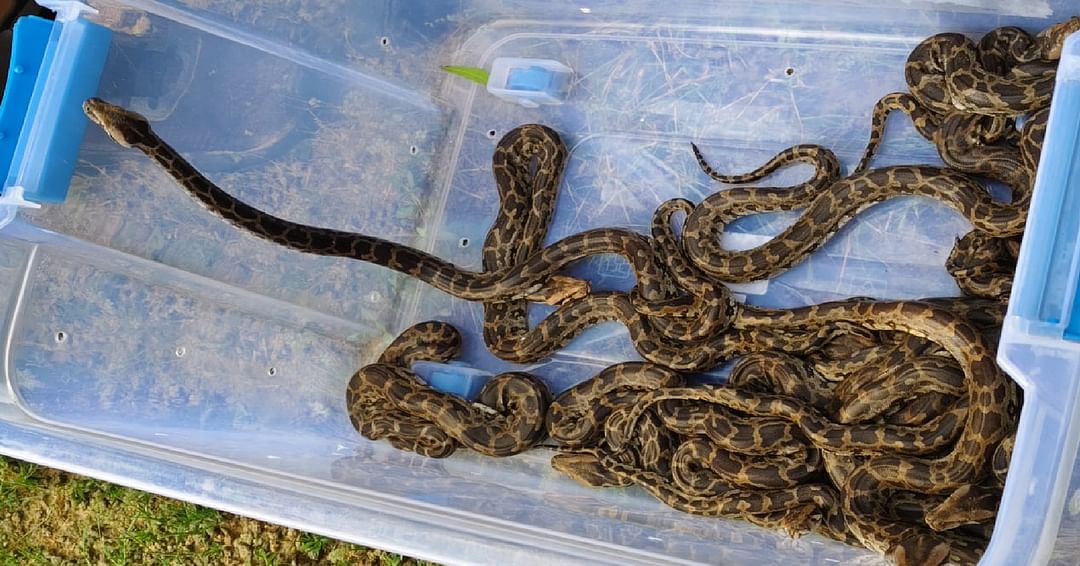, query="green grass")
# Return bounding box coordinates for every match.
[299,533,332,559]
[0,460,40,511]
[381,554,405,566]
[0,456,437,565]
